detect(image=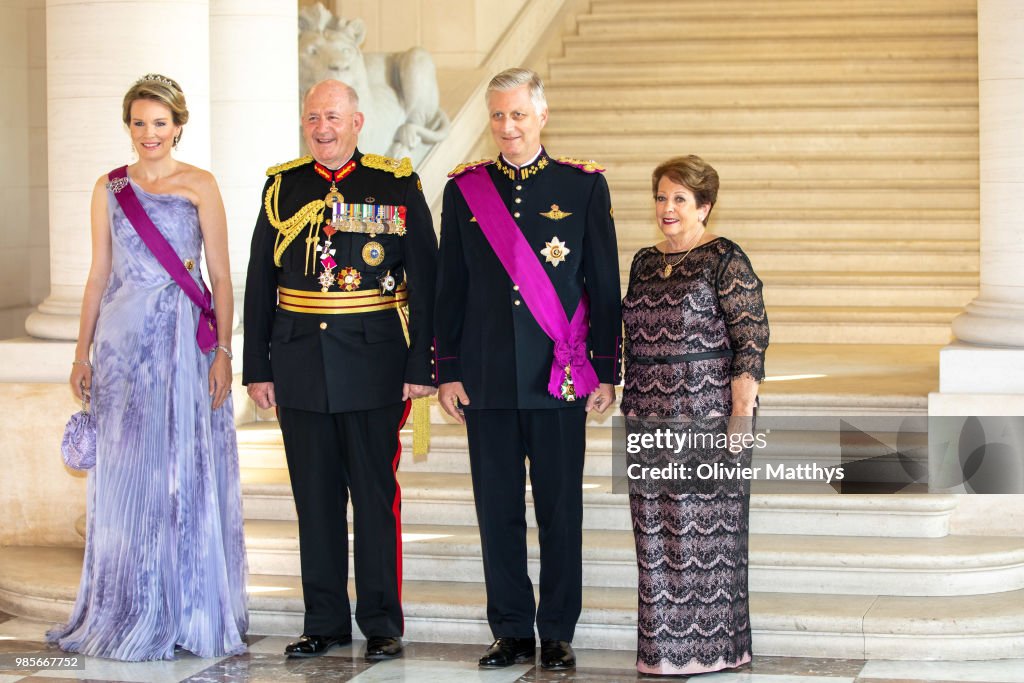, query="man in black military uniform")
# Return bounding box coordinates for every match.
[434,68,621,671]
[243,80,437,660]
